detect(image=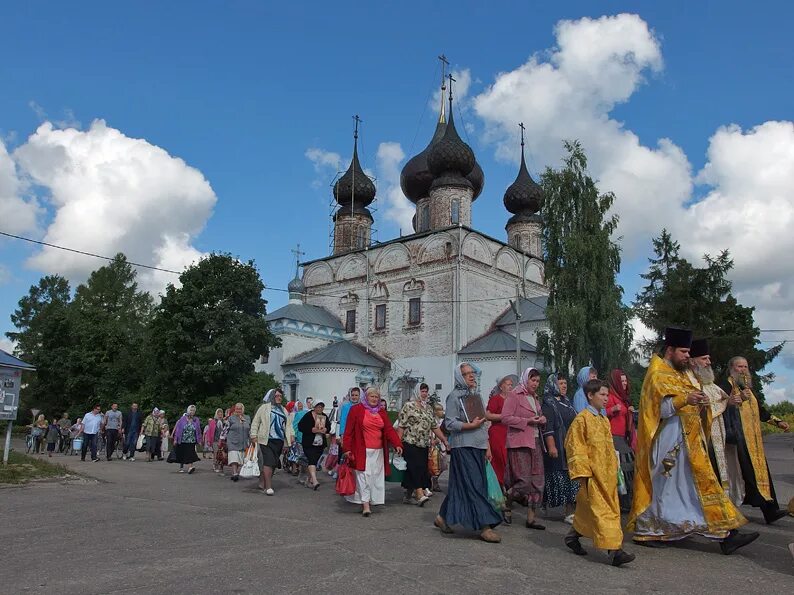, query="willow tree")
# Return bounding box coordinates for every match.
[537,141,632,375]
